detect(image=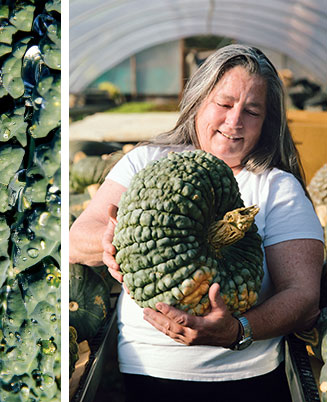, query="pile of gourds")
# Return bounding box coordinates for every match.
[69,143,124,379]
[295,164,327,400]
[69,141,131,220]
